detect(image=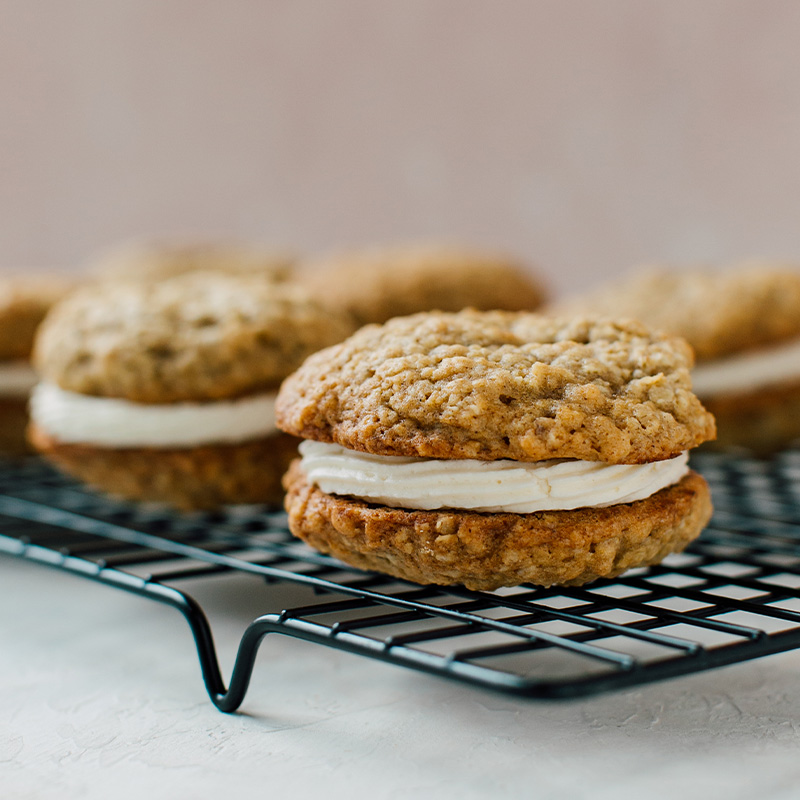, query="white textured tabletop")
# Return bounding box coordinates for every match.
[3,555,800,800]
